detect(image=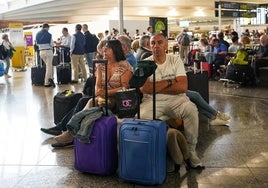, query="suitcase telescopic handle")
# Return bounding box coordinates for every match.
[92,59,108,116]
[136,61,156,120]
